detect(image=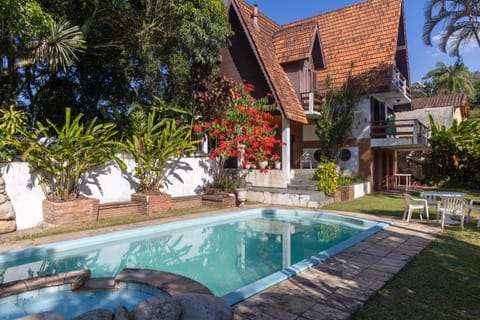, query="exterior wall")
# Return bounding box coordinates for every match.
[351,97,372,139]
[220,6,271,99]
[453,107,463,123]
[1,157,213,230]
